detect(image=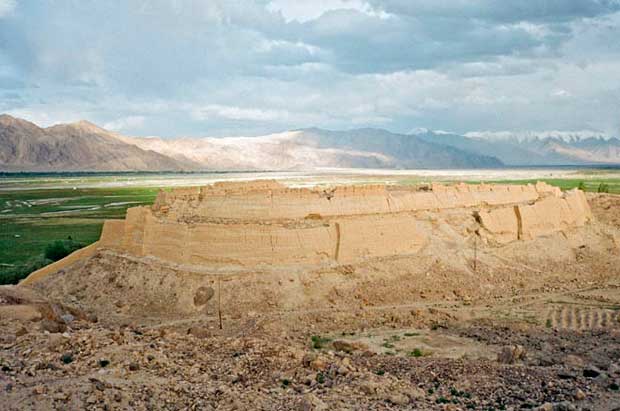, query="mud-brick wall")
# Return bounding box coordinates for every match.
[160,182,551,221]
[479,189,592,243]
[105,210,431,266]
